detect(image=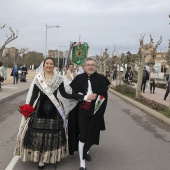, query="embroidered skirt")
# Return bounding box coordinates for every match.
[14,117,68,163]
